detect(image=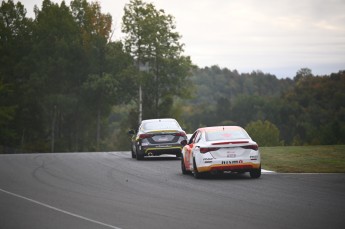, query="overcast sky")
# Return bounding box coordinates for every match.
[22,0,345,78]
